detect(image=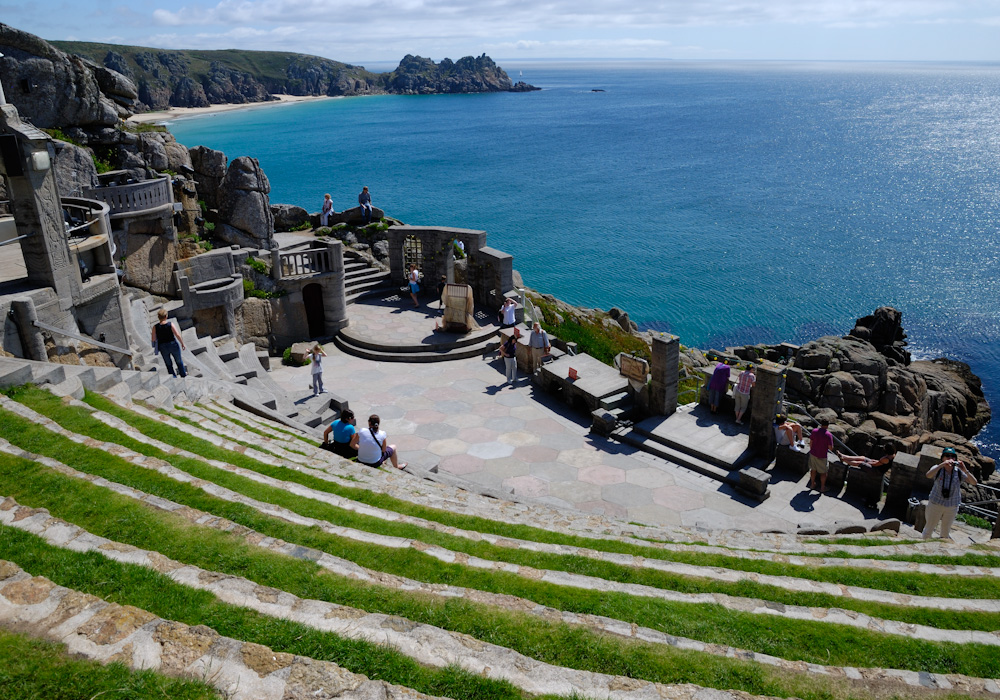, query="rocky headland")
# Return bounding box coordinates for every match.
[0,22,993,487]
